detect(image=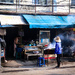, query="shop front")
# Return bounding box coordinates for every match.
[22,14,75,60]
[0,14,75,67]
[0,15,27,61]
